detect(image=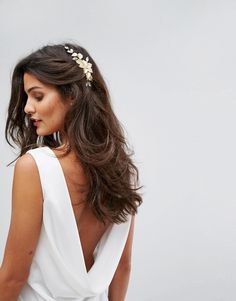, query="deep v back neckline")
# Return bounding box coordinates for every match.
[23,145,132,299]
[46,146,85,206]
[44,146,100,274]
